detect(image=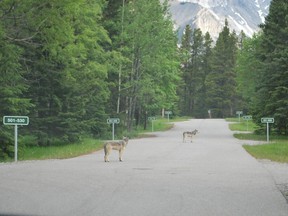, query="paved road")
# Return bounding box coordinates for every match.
[0,119,288,216]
